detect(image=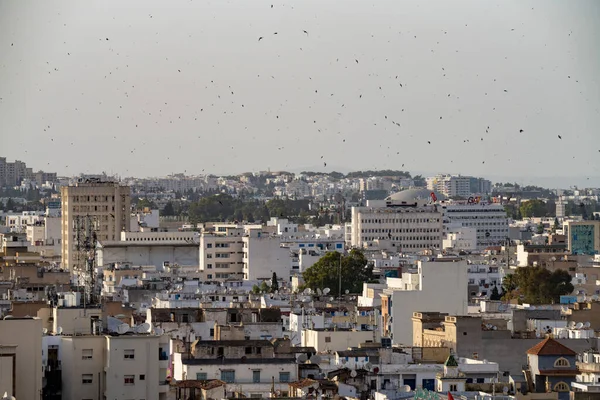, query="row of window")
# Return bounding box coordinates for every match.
[361,218,440,224]
[82,373,144,384]
[362,228,440,233]
[81,348,135,360]
[362,235,440,242]
[70,195,116,202]
[208,370,290,383]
